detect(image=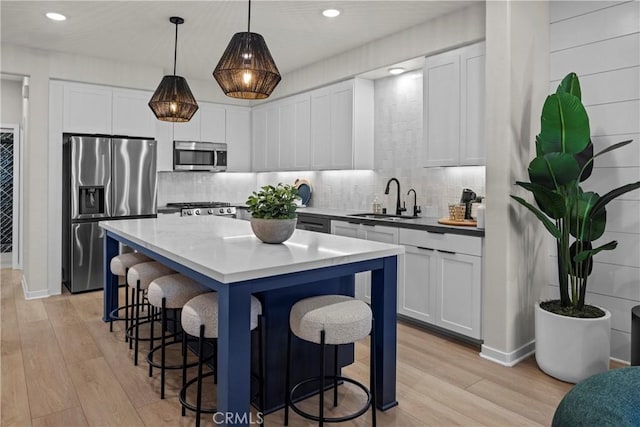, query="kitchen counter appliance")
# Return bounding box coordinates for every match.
[166,202,236,217]
[62,135,157,293]
[173,141,227,172]
[460,188,477,220]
